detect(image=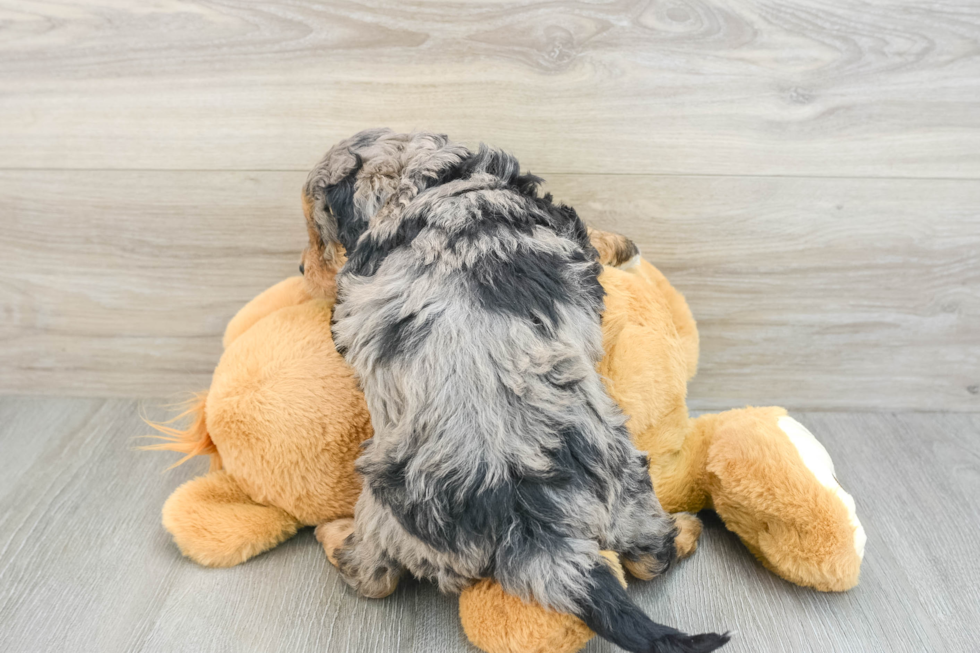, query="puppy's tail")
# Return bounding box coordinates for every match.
[574,559,730,653]
[500,543,729,653]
